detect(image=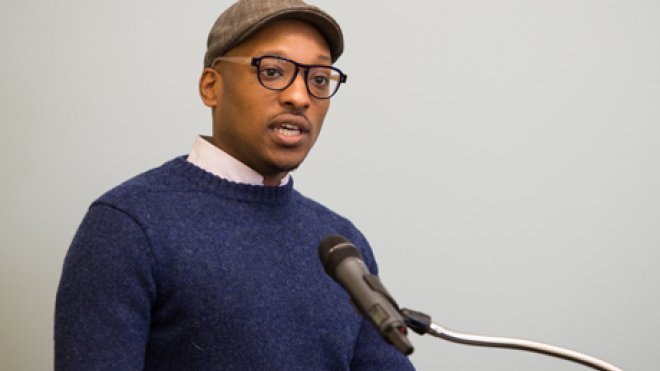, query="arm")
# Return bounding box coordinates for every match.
[55,204,156,370]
